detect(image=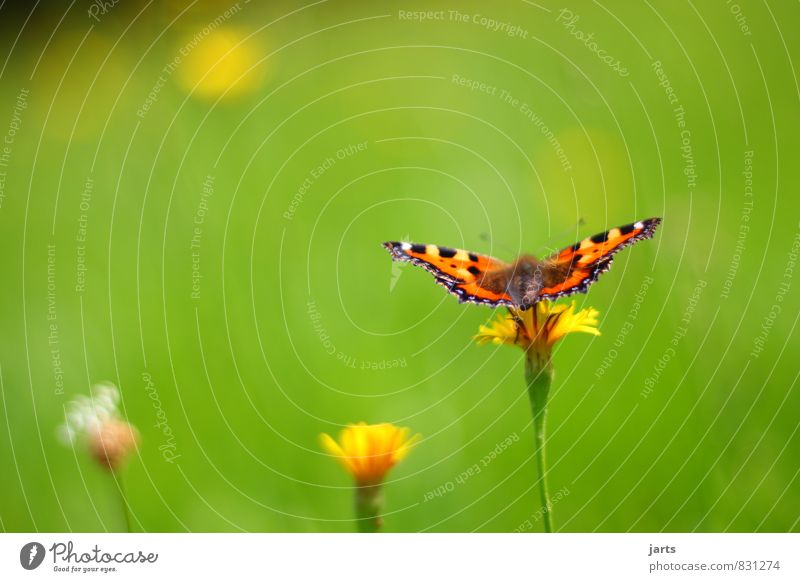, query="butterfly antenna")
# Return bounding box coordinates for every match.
[478,232,519,256]
[538,217,585,255]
